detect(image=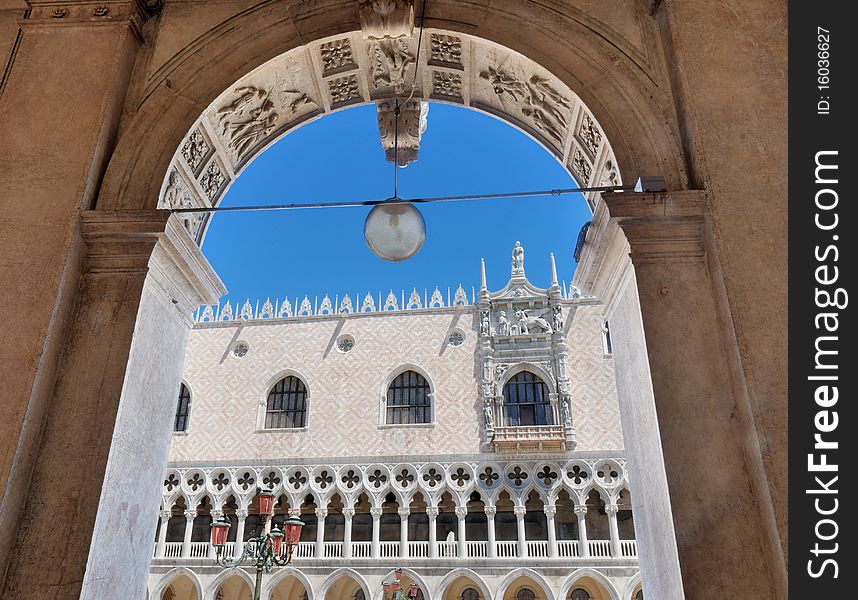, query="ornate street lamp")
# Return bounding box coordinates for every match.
[210,486,305,600]
[382,569,420,600]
